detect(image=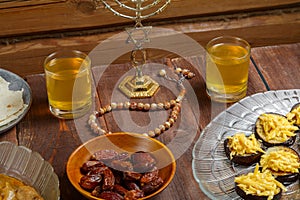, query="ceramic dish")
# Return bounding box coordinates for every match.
[67,132,176,200]
[192,89,300,200]
[0,141,60,200]
[0,68,32,134]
